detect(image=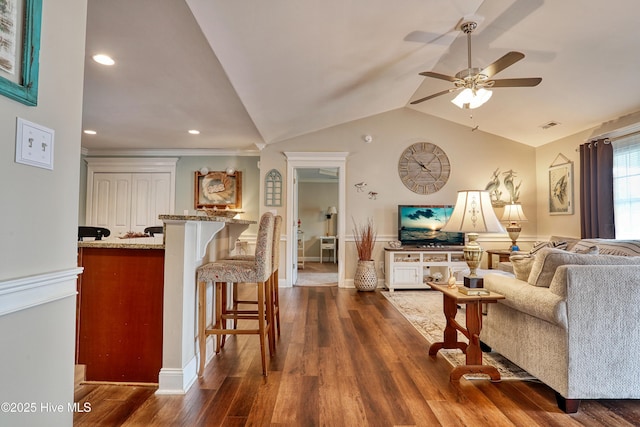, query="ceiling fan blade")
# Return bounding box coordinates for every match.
[410,88,459,105]
[481,51,525,78]
[418,71,458,82]
[490,77,542,87]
